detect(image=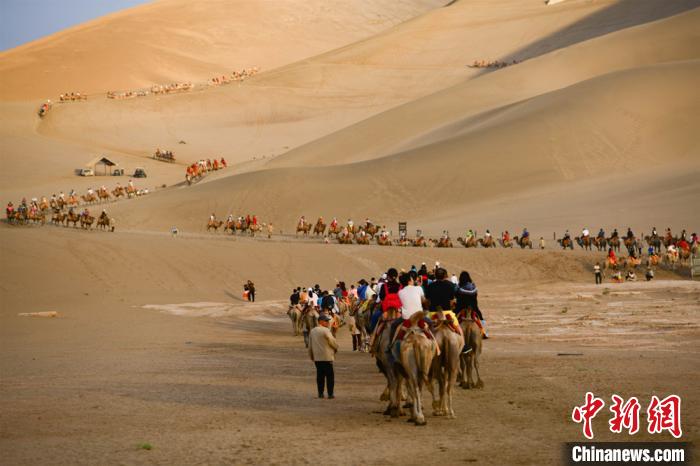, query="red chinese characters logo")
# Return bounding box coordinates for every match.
[609,395,640,435]
[572,392,606,439]
[572,393,682,439]
[647,395,682,438]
